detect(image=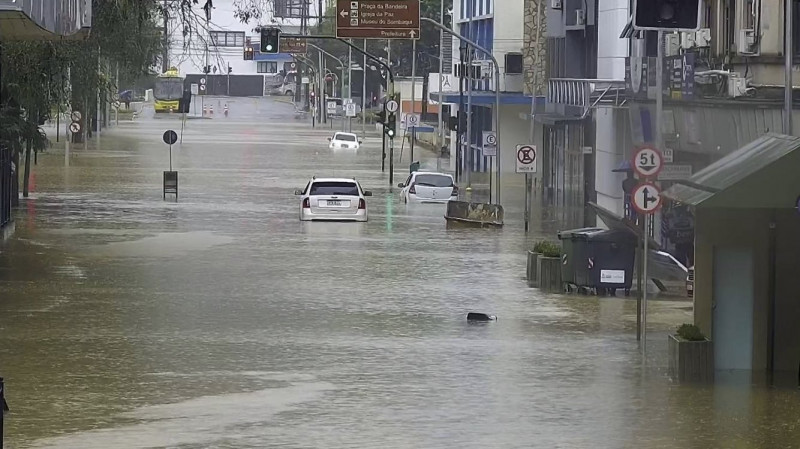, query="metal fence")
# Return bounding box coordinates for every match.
[0,146,12,229]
